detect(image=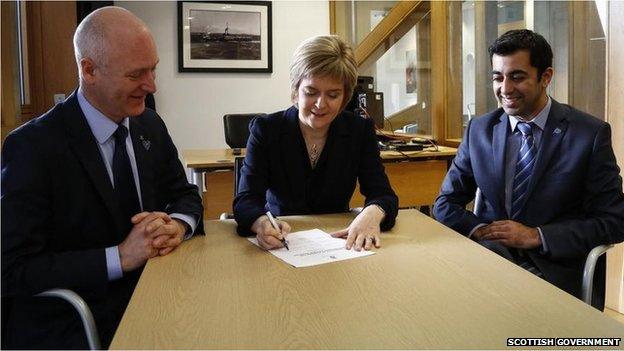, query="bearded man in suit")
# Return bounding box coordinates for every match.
[2,6,203,348]
[433,29,624,310]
